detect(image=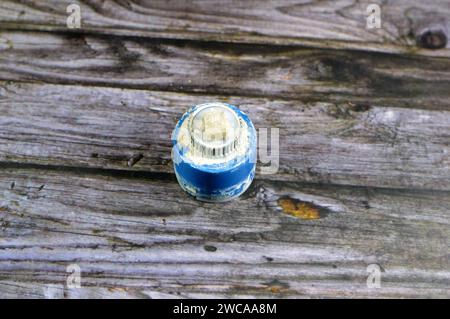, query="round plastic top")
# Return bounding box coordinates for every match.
[188,103,242,159]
